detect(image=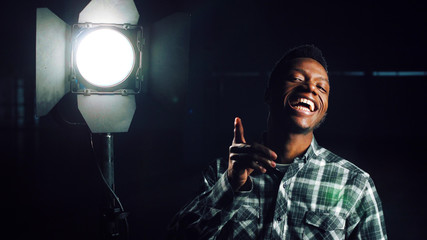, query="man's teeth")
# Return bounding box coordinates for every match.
[295,105,311,112]
[295,98,315,112]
